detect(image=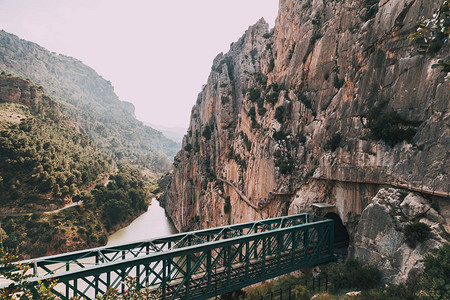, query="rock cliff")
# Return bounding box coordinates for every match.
[161,0,449,282]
